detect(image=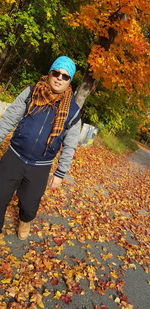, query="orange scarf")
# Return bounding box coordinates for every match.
[27,75,72,146]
